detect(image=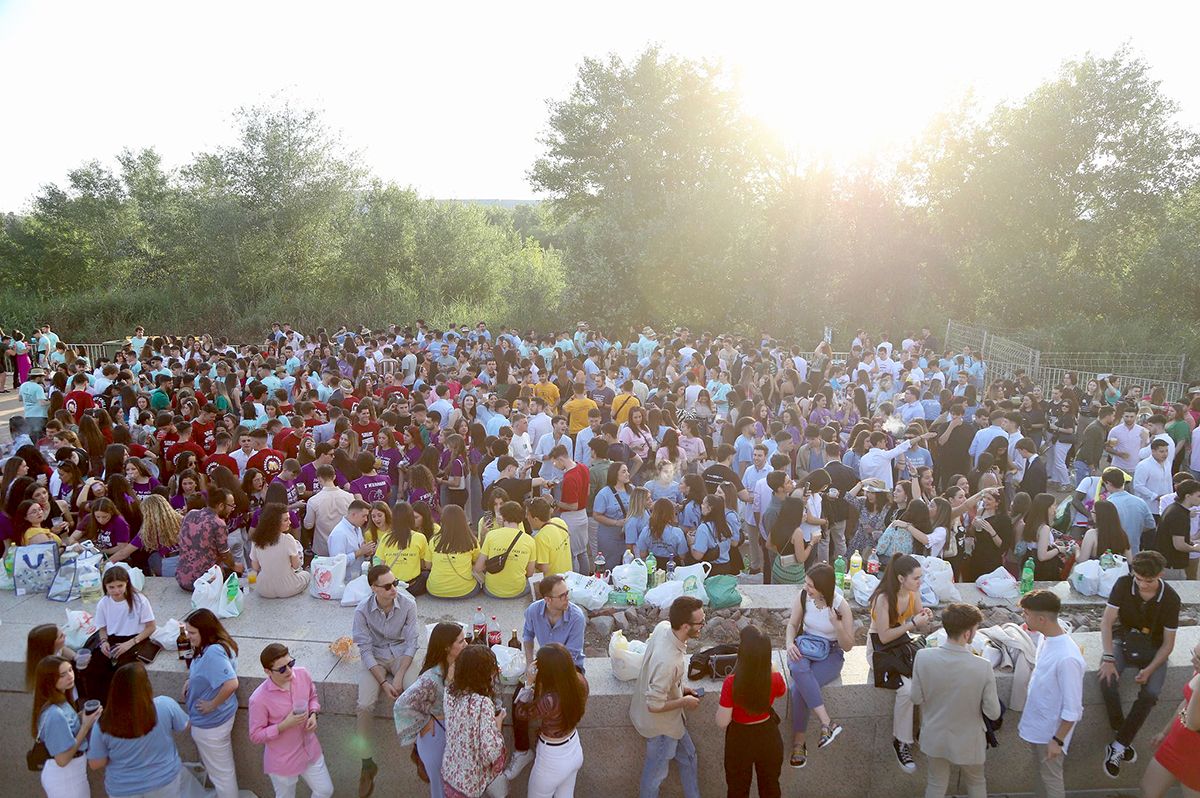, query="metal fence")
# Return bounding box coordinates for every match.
[1036,351,1187,384]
